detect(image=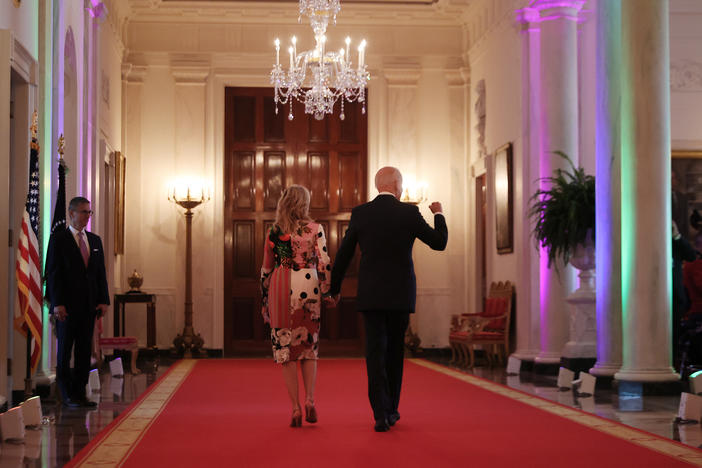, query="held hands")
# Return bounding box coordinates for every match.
[54,305,67,321]
[429,202,443,214]
[96,304,108,318]
[323,294,340,307]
